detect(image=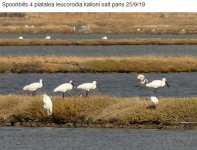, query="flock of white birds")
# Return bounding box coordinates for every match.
[23,80,100,116]
[18,36,51,40]
[22,75,169,116]
[18,35,107,40]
